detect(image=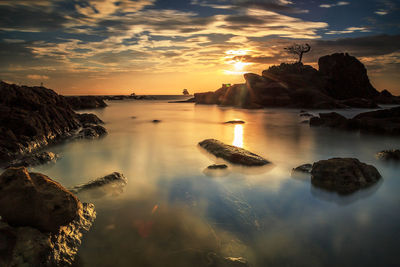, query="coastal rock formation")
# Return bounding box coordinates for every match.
[76,113,104,125]
[292,163,312,174]
[69,172,127,194]
[199,139,269,166]
[207,164,228,169]
[0,167,80,233]
[376,149,400,161]
[78,125,107,139]
[310,106,400,135]
[0,81,80,165]
[0,167,96,266]
[7,151,58,168]
[194,53,398,109]
[311,158,381,194]
[64,96,107,110]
